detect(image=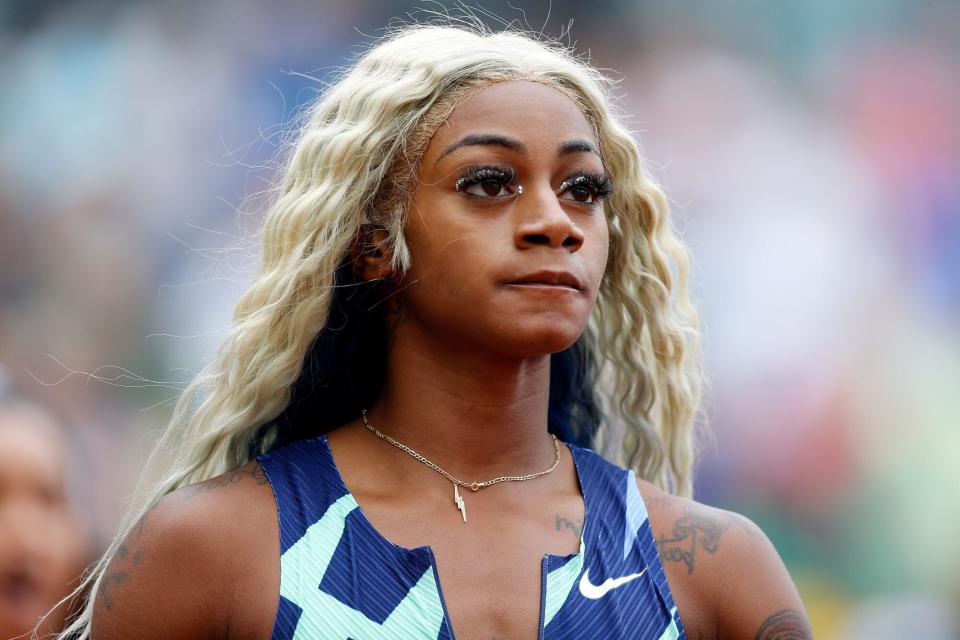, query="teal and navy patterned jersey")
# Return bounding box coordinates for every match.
[257,434,687,639]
